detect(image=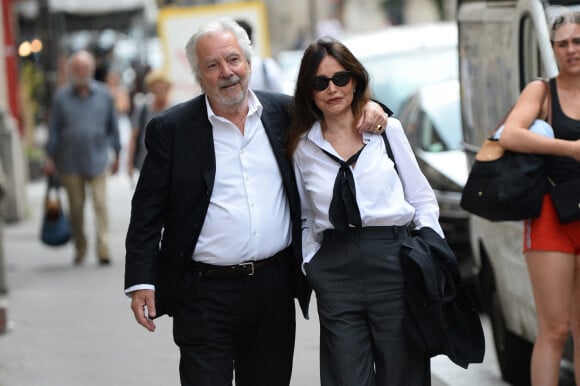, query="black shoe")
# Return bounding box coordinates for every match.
[98,257,111,266]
